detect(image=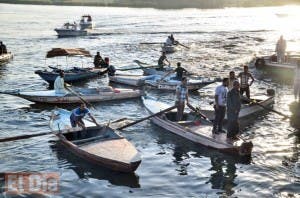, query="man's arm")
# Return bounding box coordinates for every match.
[165,58,170,66]
[249,73,254,86]
[88,113,99,126]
